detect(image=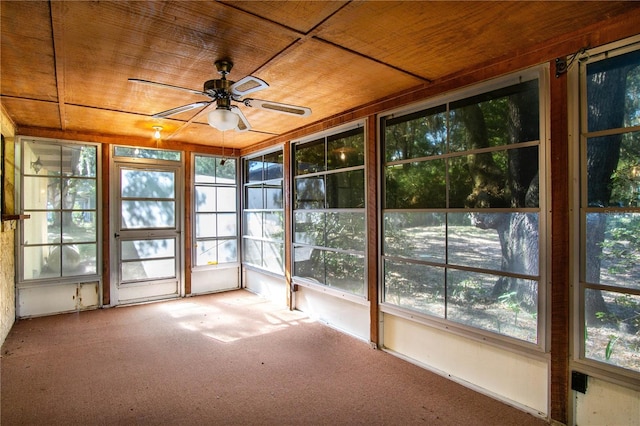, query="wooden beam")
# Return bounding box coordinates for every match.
[366,115,379,347]
[549,59,570,425]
